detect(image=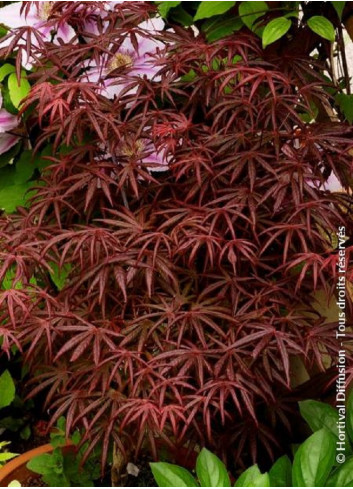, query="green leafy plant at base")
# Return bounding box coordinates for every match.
[26,417,102,487]
[151,396,353,487]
